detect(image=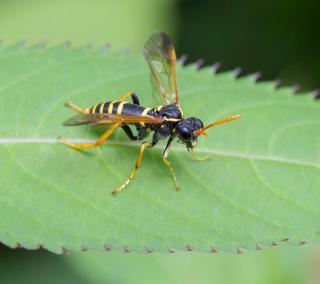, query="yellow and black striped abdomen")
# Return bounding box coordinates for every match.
[90,101,149,118]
